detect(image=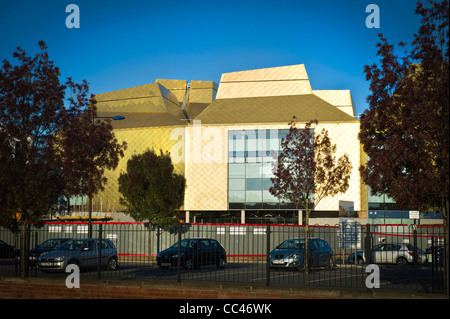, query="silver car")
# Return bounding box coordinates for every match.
[38,238,118,272]
[348,243,426,265]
